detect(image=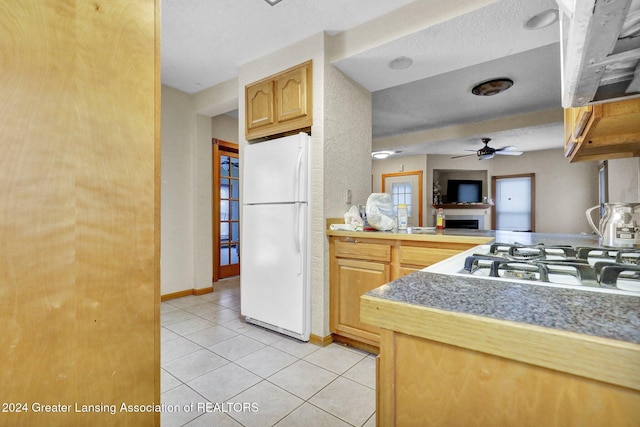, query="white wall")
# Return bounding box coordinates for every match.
[212,115,239,143]
[161,85,196,295]
[193,113,213,290]
[608,157,640,202]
